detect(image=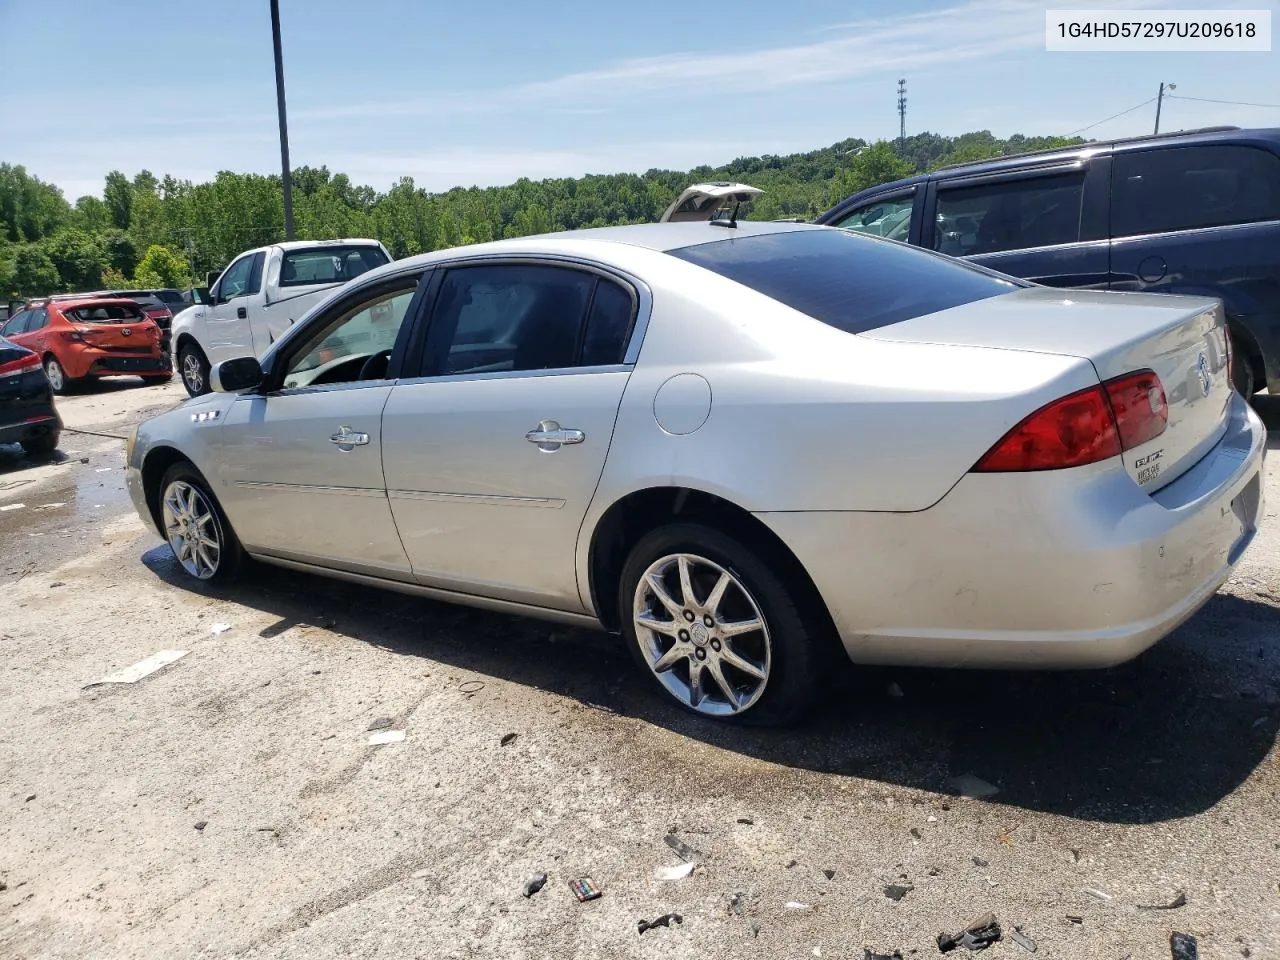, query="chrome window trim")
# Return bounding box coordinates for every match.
[394,363,630,388]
